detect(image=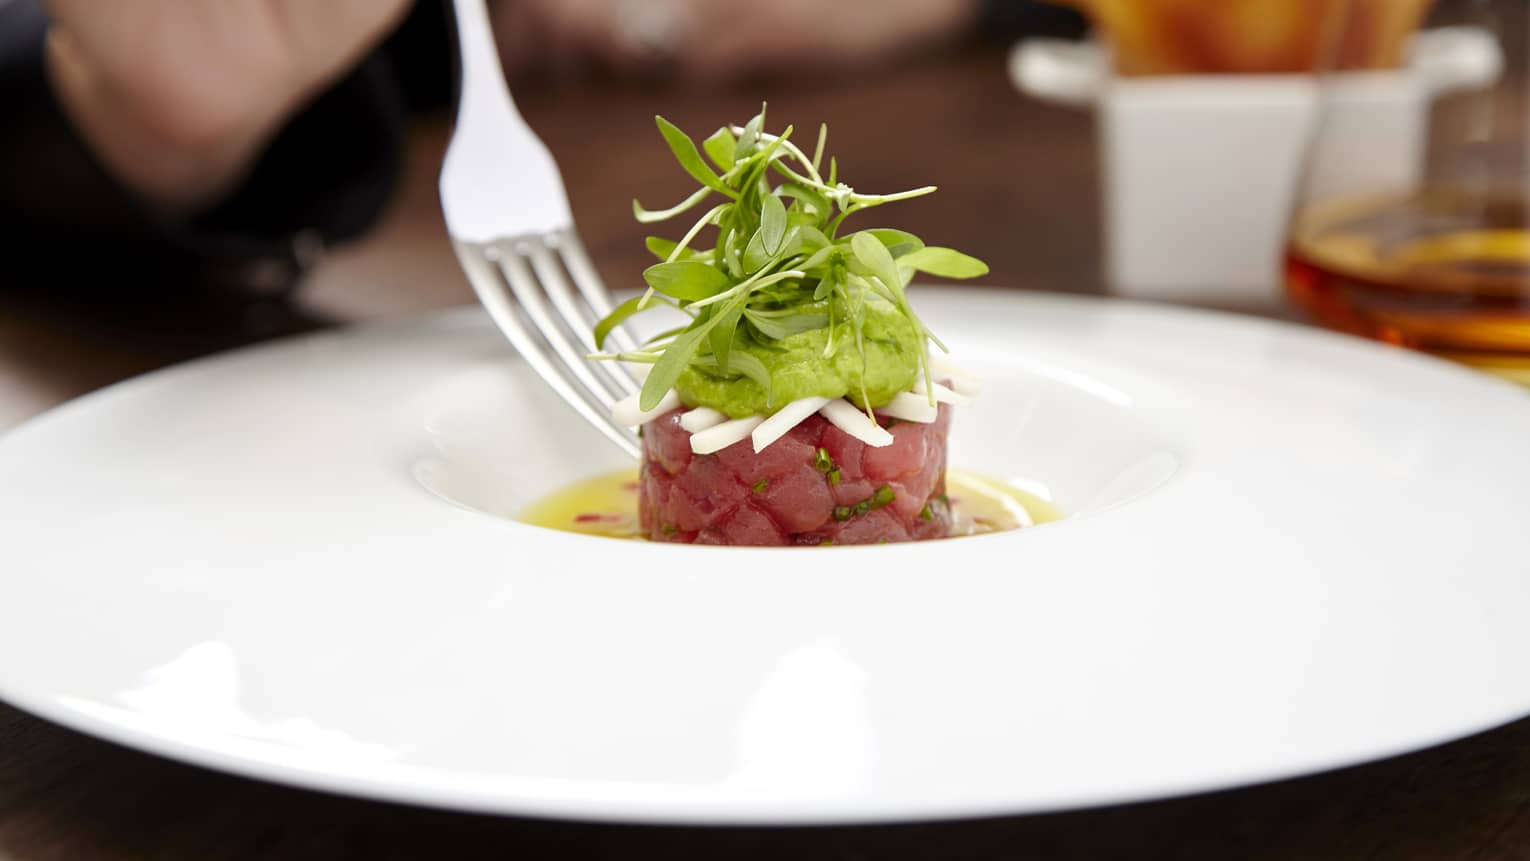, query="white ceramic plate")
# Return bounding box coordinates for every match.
[3,290,1530,825]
